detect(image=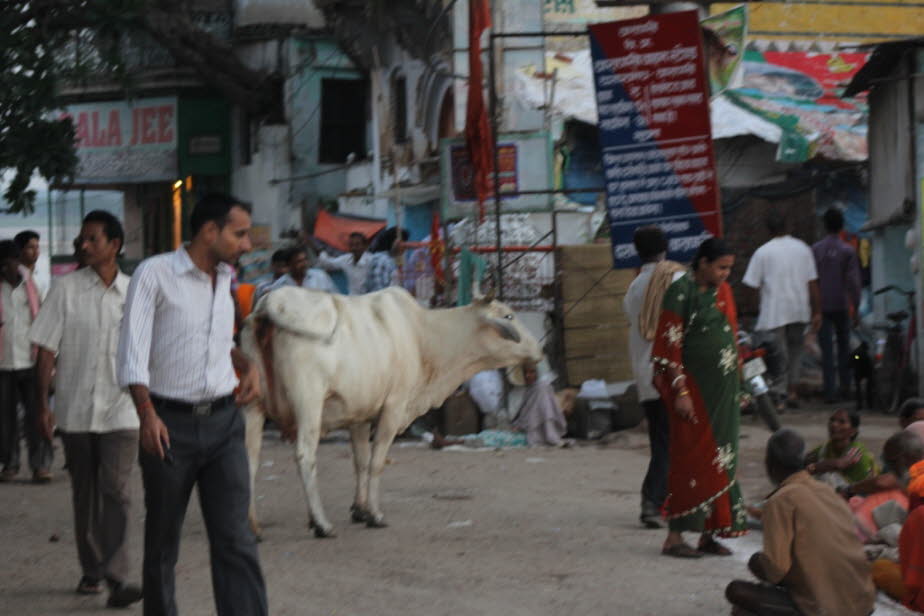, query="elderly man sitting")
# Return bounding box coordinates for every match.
[726,429,875,616]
